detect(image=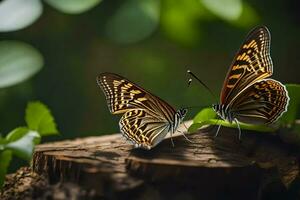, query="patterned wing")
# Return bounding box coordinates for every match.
[96,73,176,117]
[221,26,273,105]
[230,79,289,124]
[119,109,170,149]
[97,73,179,149]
